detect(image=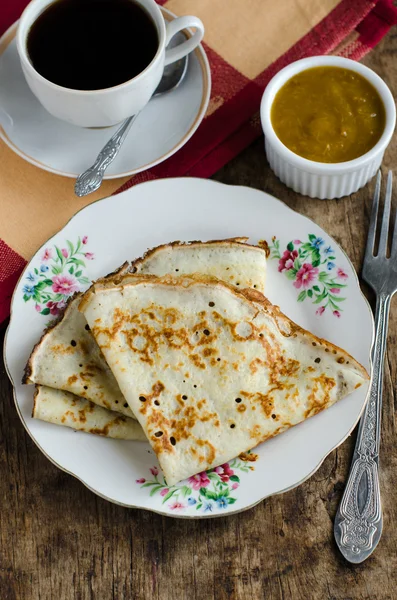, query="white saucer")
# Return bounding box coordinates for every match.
[0,10,211,179]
